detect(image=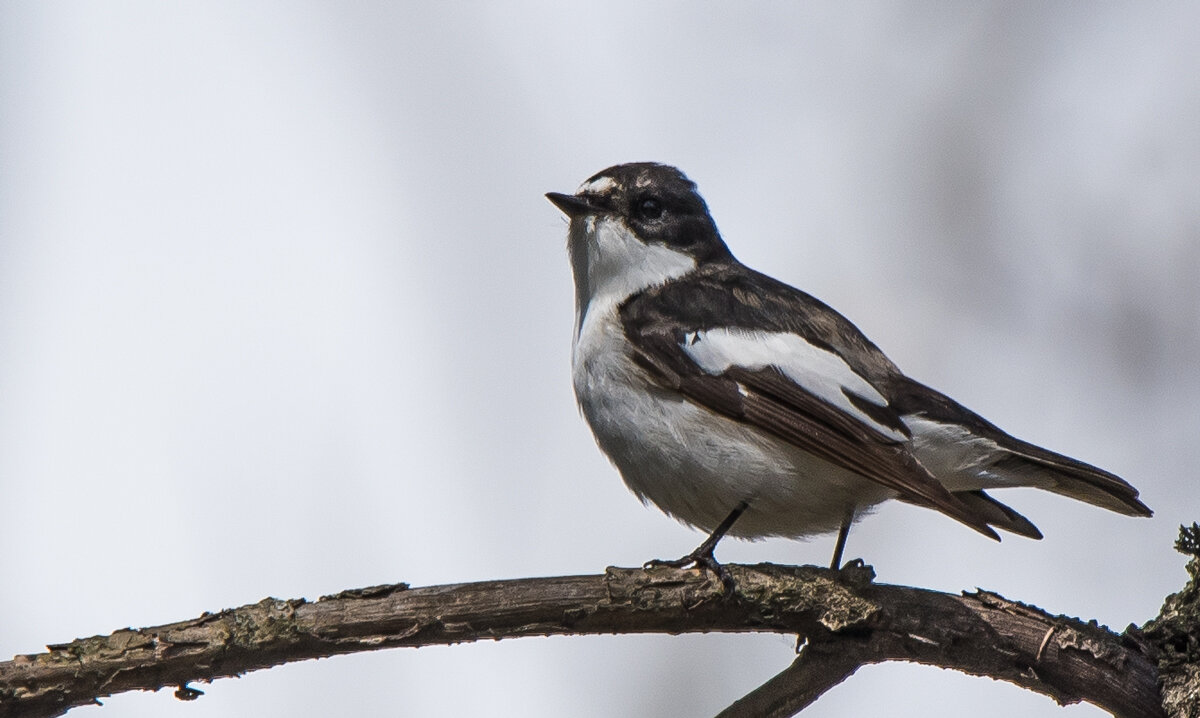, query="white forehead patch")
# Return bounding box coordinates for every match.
[578,175,616,195]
